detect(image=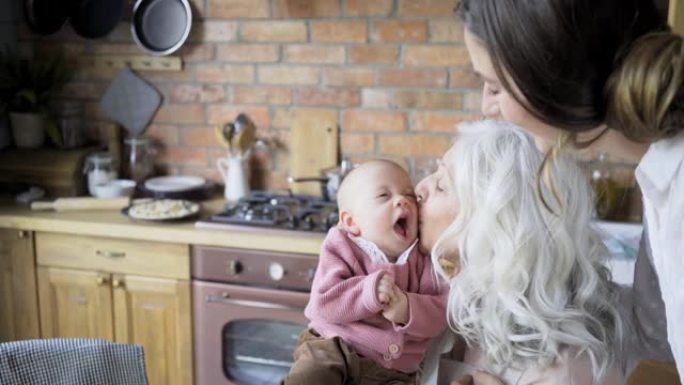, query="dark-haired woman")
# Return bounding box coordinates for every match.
[449,0,683,383]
